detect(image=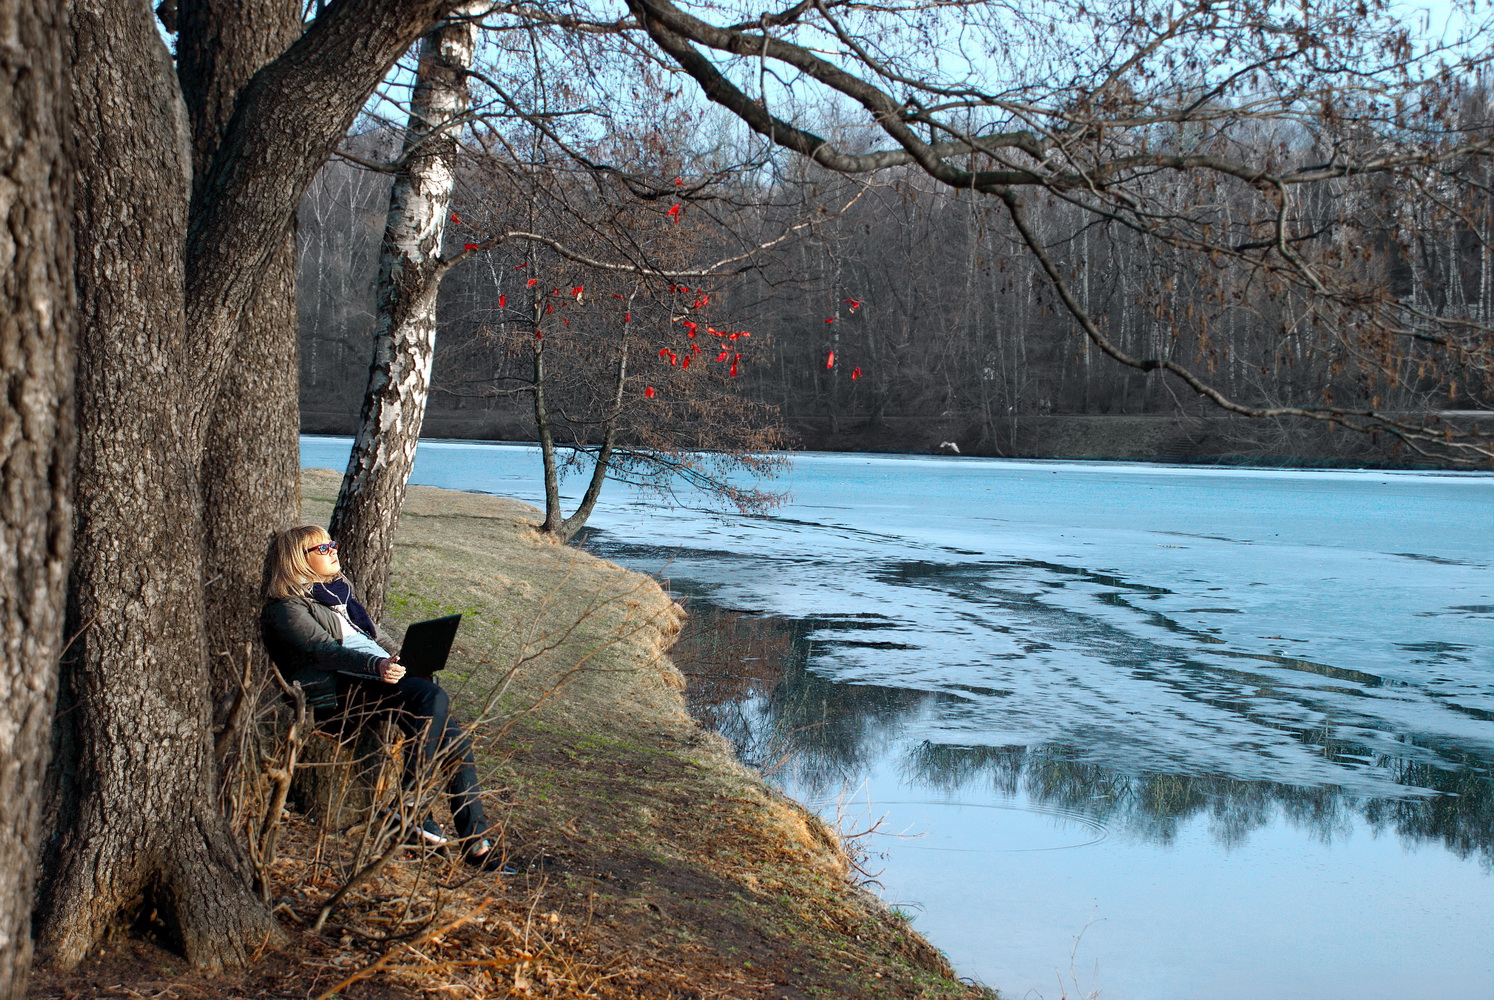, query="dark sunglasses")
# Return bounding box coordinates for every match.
[304,540,339,556]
